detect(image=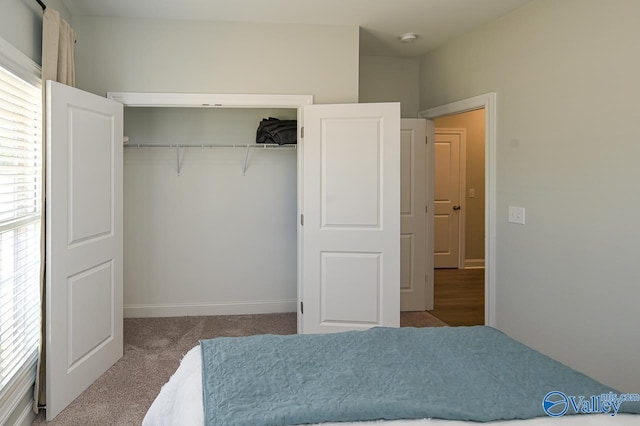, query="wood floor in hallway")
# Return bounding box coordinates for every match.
[428,268,484,326]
